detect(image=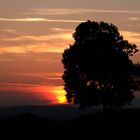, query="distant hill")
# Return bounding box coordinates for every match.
[0,106,140,139]
[0,105,99,121]
[60,108,140,139]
